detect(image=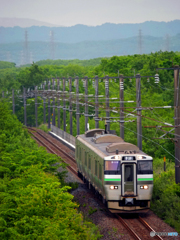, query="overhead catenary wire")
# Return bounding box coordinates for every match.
[120,124,180,163]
